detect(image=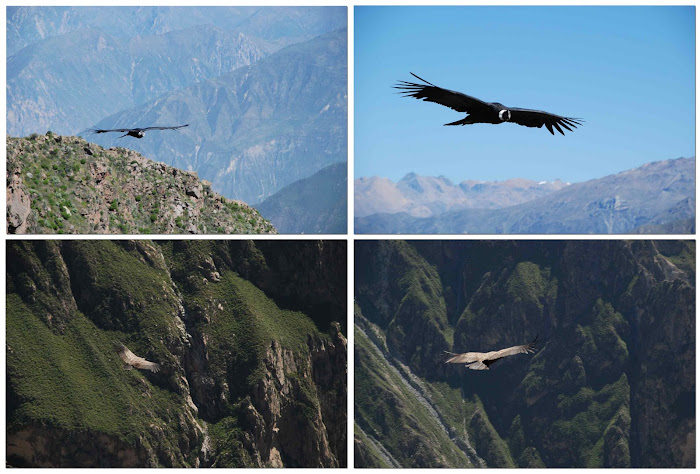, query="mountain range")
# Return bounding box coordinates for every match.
[7,7,347,233]
[354,240,695,468]
[356,174,568,218]
[355,157,695,234]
